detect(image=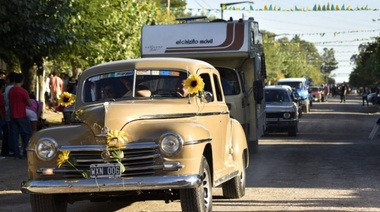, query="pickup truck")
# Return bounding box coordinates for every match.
[21,57,249,212]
